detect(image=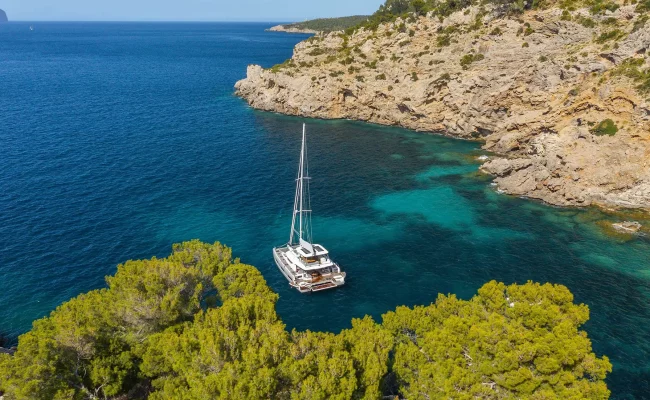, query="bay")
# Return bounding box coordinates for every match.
[0,22,648,398]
